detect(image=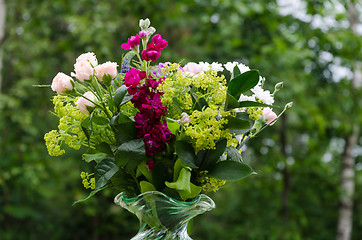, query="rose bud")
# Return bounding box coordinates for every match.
[51,72,74,95]
[76,91,96,114]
